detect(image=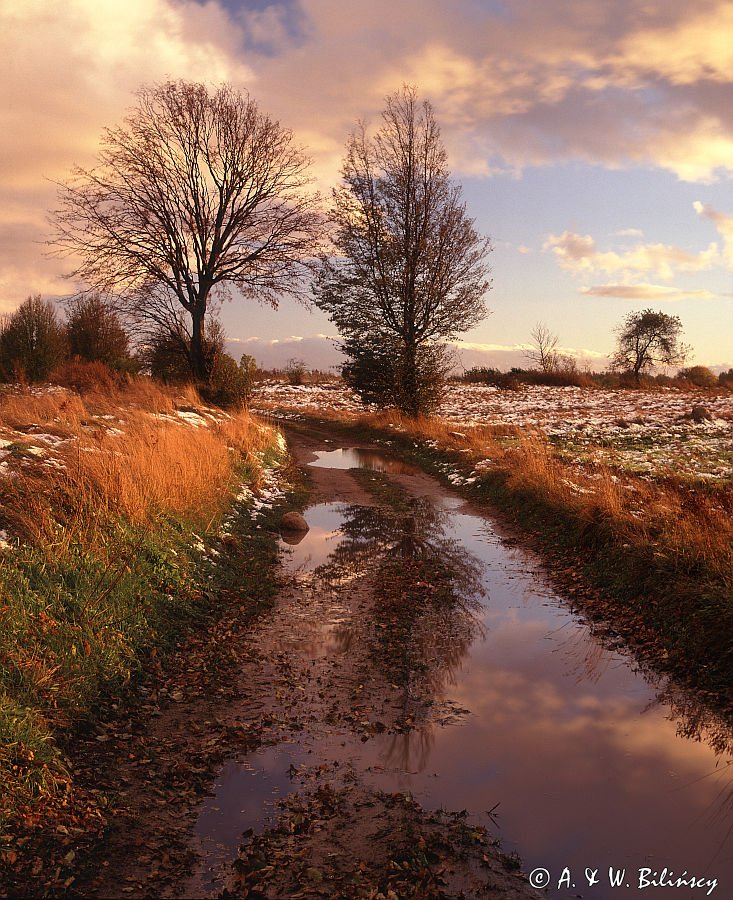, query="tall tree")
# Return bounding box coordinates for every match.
[51,80,322,380]
[313,86,491,416]
[613,308,689,384]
